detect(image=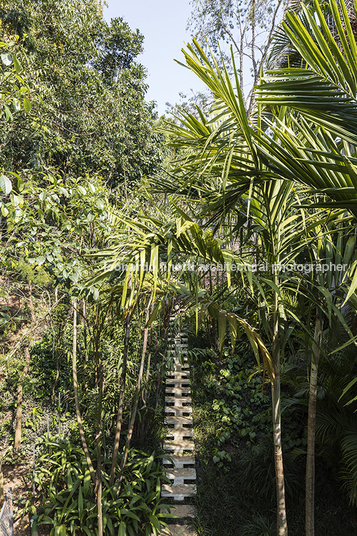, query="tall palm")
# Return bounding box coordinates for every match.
[154,3,357,530]
[154,161,329,535]
[255,0,357,210]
